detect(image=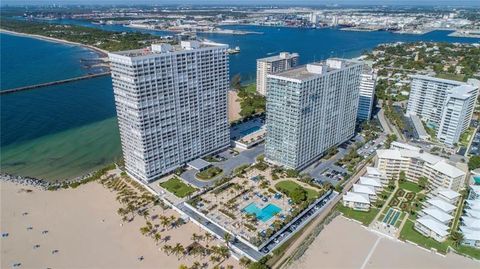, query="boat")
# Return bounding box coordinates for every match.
[227,46,240,54]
